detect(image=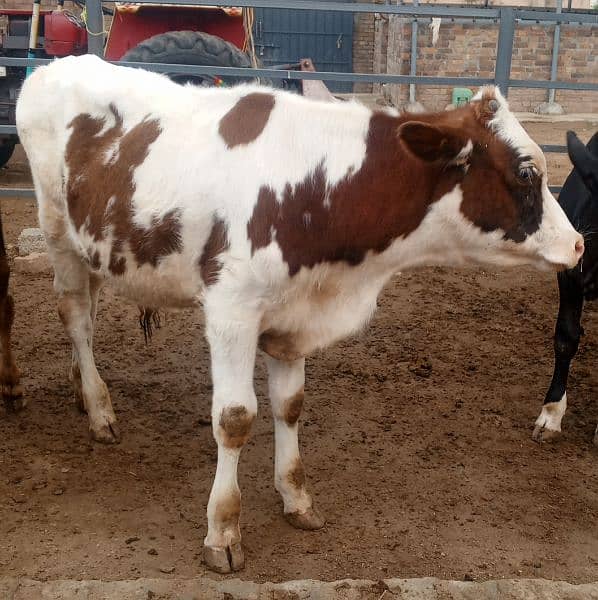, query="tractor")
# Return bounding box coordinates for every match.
[0,2,322,169]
